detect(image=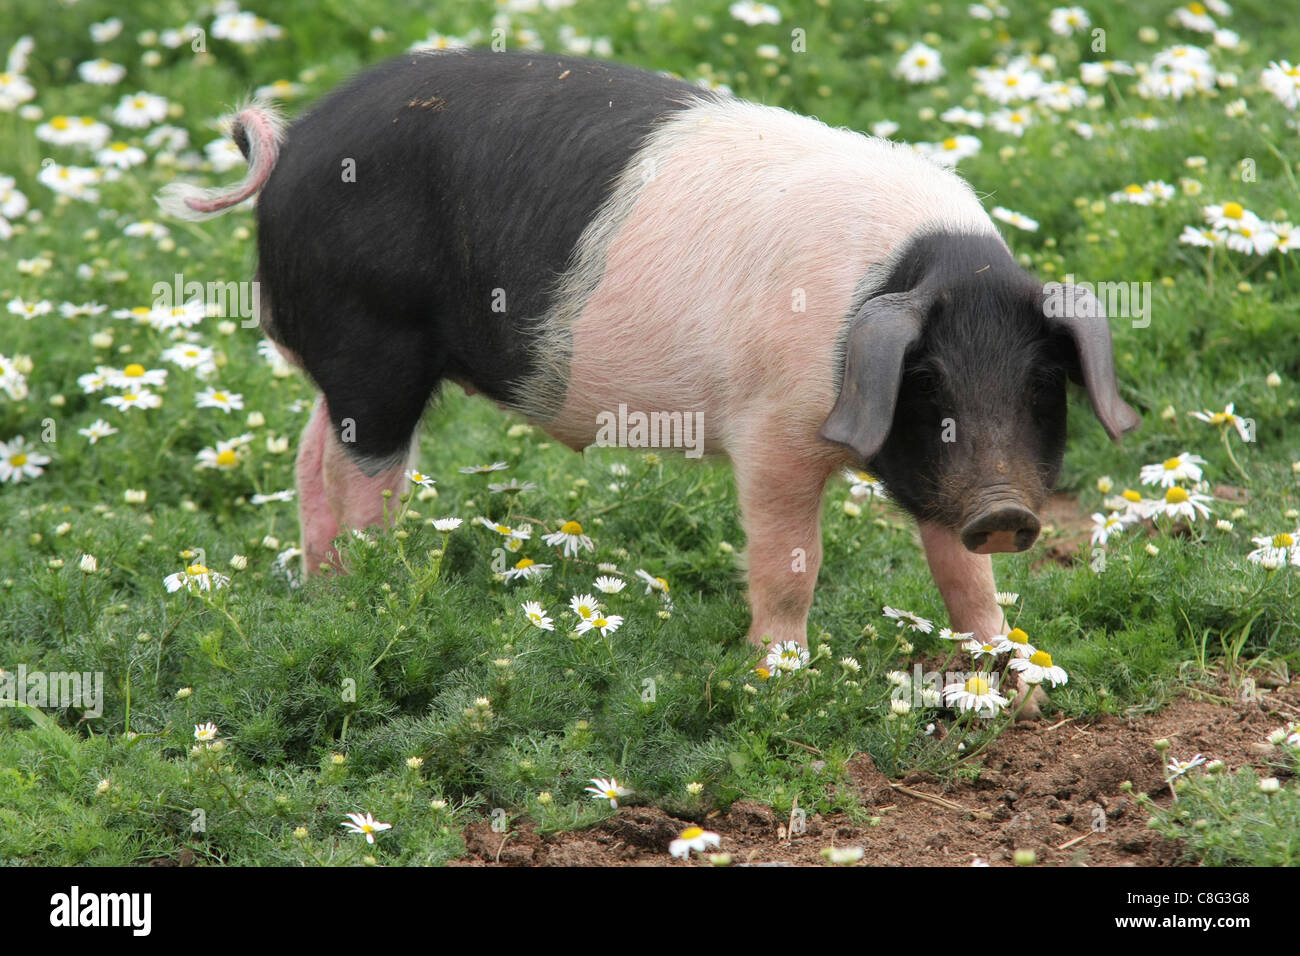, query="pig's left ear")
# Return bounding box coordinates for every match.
[1042,285,1141,441]
[819,290,927,463]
